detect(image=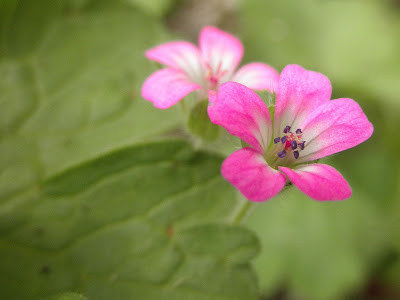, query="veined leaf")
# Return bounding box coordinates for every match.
[0,140,259,299]
[0,2,260,299]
